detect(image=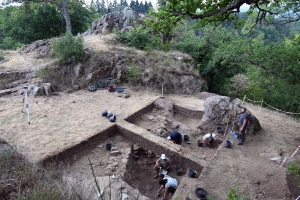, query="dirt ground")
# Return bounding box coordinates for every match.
[1,36,300,199]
